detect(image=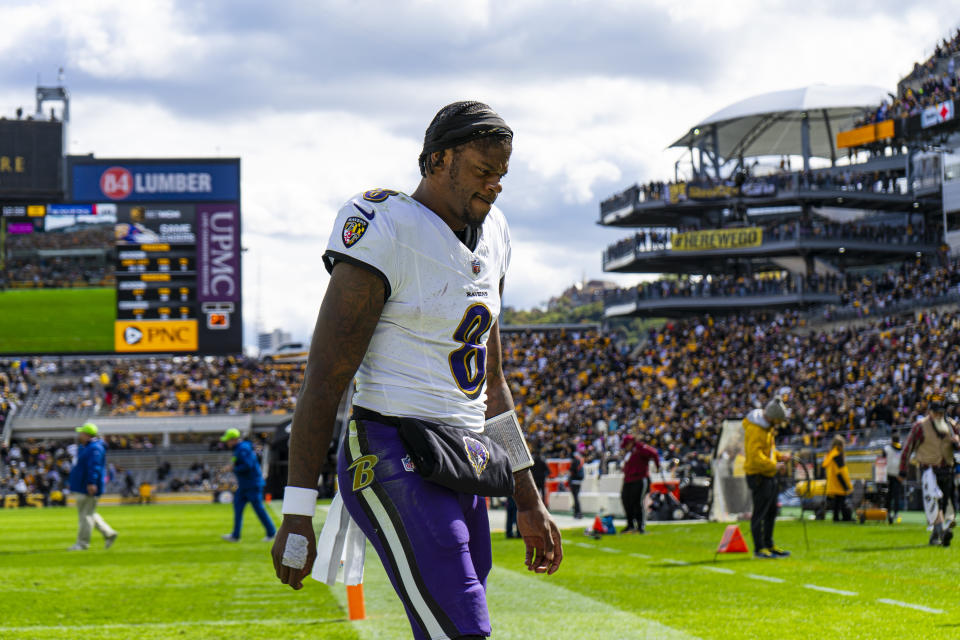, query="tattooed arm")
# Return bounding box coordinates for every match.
[485,283,563,575]
[272,262,385,589]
